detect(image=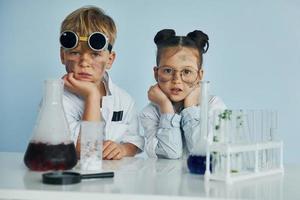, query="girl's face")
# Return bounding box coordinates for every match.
[60,42,115,84]
[155,47,203,102]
